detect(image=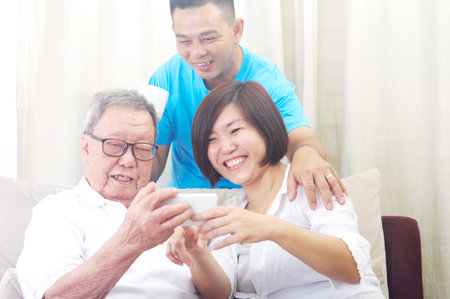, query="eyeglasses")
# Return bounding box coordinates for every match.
[88,134,158,161]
